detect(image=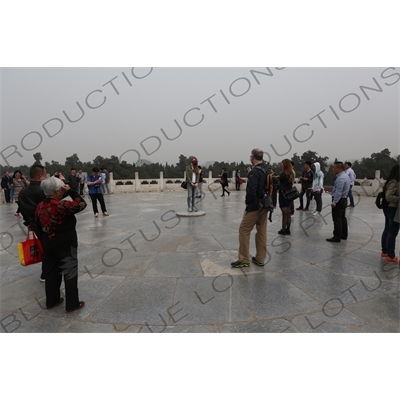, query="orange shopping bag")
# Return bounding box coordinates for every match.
[17,231,44,266]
